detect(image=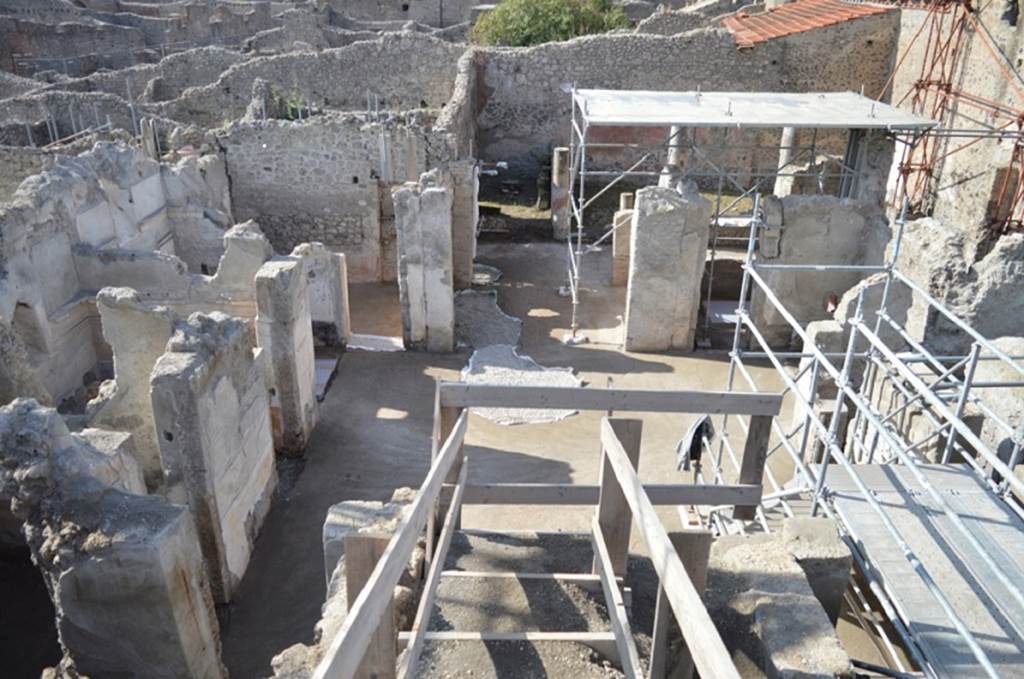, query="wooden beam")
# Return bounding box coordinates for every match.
[398,461,468,678]
[592,517,642,679]
[444,482,762,507]
[438,570,621,596]
[396,631,620,661]
[438,383,783,416]
[648,530,713,679]
[427,380,465,566]
[732,414,773,520]
[600,417,741,679]
[312,410,469,679]
[595,419,643,577]
[345,533,397,679]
